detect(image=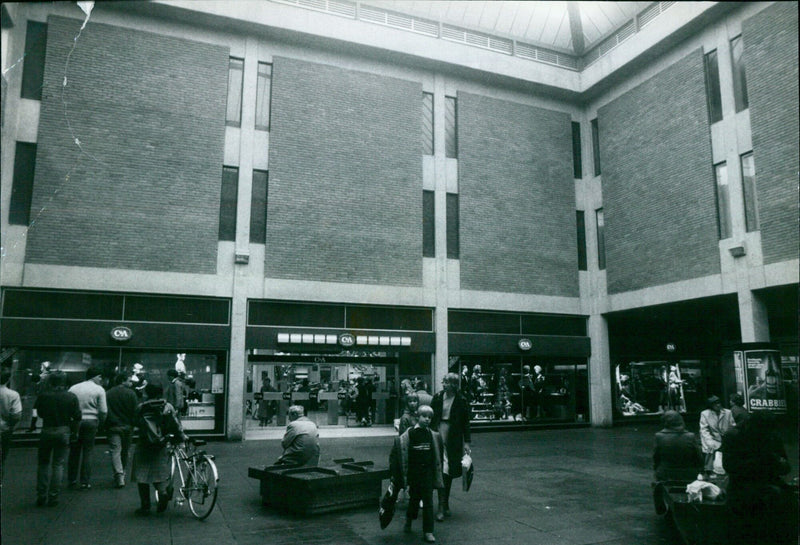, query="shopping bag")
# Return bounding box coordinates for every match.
[379,482,397,529]
[712,451,725,475]
[461,453,474,492]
